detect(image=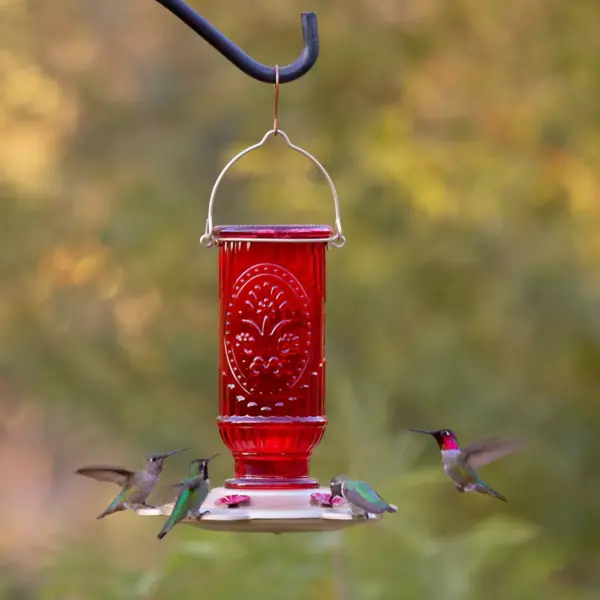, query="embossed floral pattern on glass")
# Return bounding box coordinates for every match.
[216,226,332,489]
